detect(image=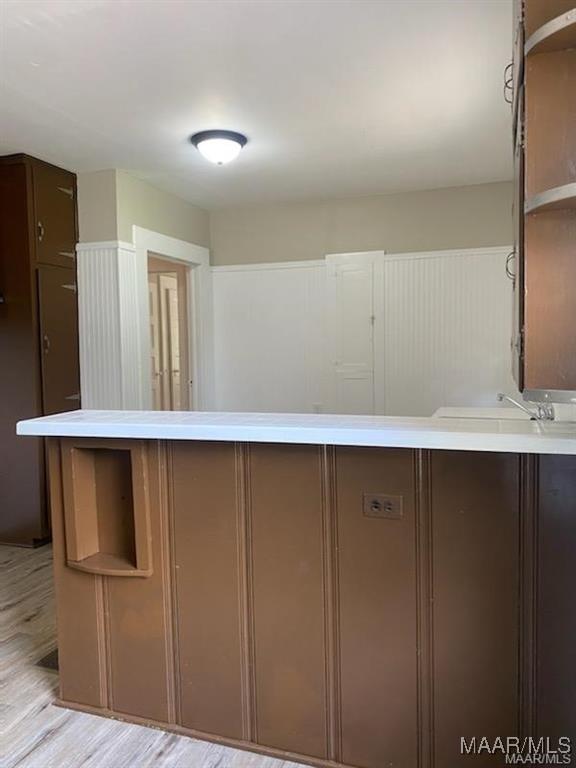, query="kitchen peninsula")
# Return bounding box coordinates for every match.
[17,410,576,767]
